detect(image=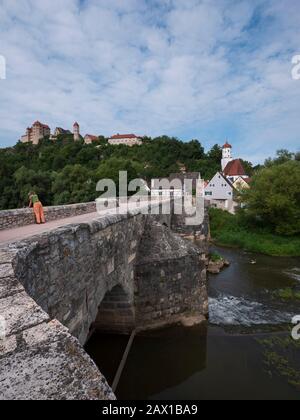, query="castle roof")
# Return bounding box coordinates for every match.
[224,159,246,177]
[223,142,232,149]
[55,127,72,134]
[109,134,140,139]
[33,121,50,129]
[73,122,79,127]
[84,134,99,141]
